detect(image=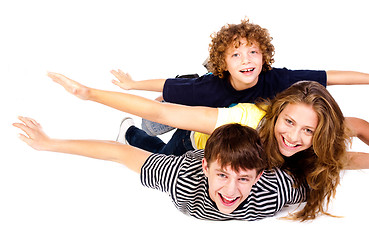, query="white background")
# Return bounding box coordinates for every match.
[1,0,369,239]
